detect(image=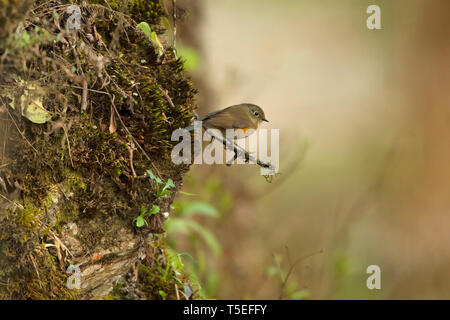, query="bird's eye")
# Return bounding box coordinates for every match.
[253,111,259,116]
